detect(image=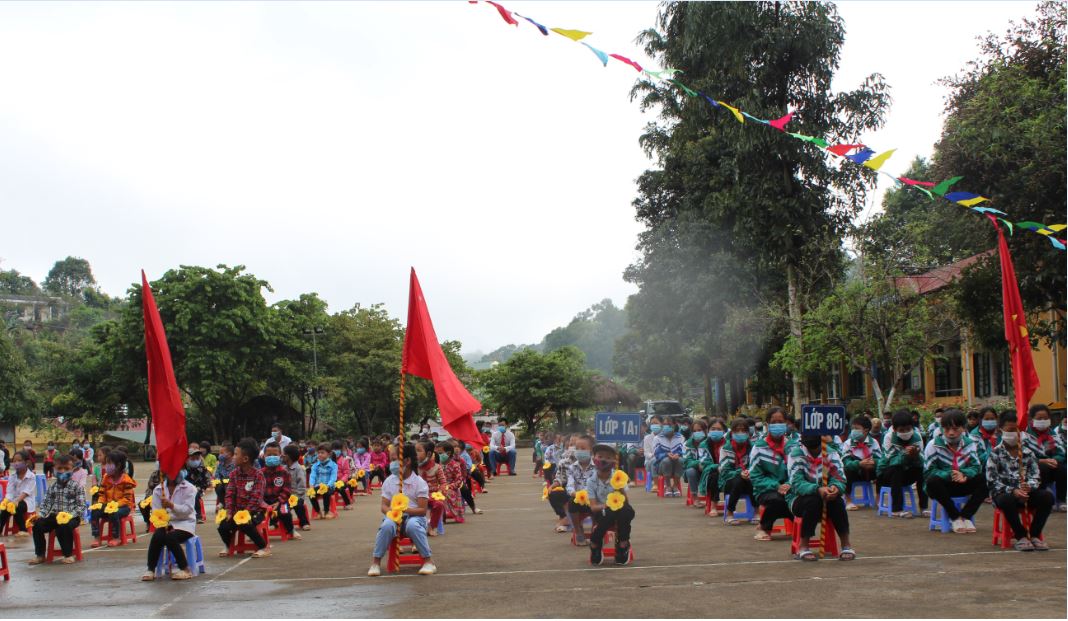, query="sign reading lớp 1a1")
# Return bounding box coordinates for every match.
[800,404,848,437]
[594,412,642,444]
